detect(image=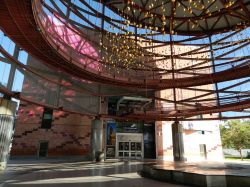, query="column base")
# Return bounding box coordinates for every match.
[0,162,7,170]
